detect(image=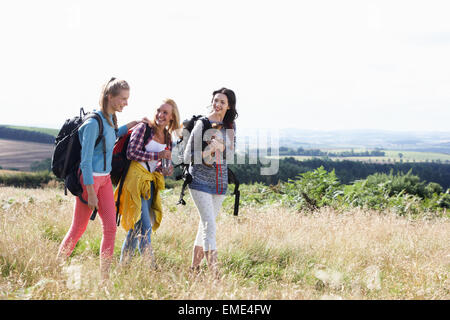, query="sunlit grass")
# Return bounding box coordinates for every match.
[0,186,449,300]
